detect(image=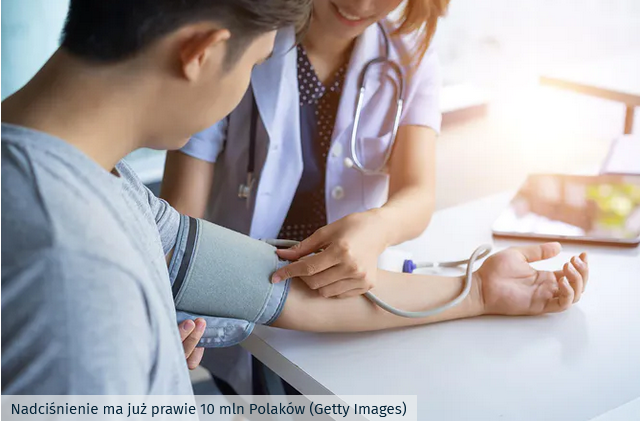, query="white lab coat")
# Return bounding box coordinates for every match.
[180,21,443,394]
